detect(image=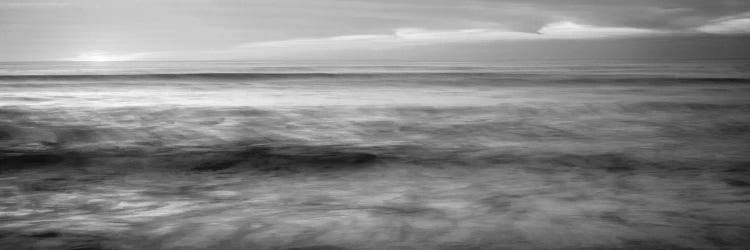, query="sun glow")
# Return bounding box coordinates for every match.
[70,51,148,62]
